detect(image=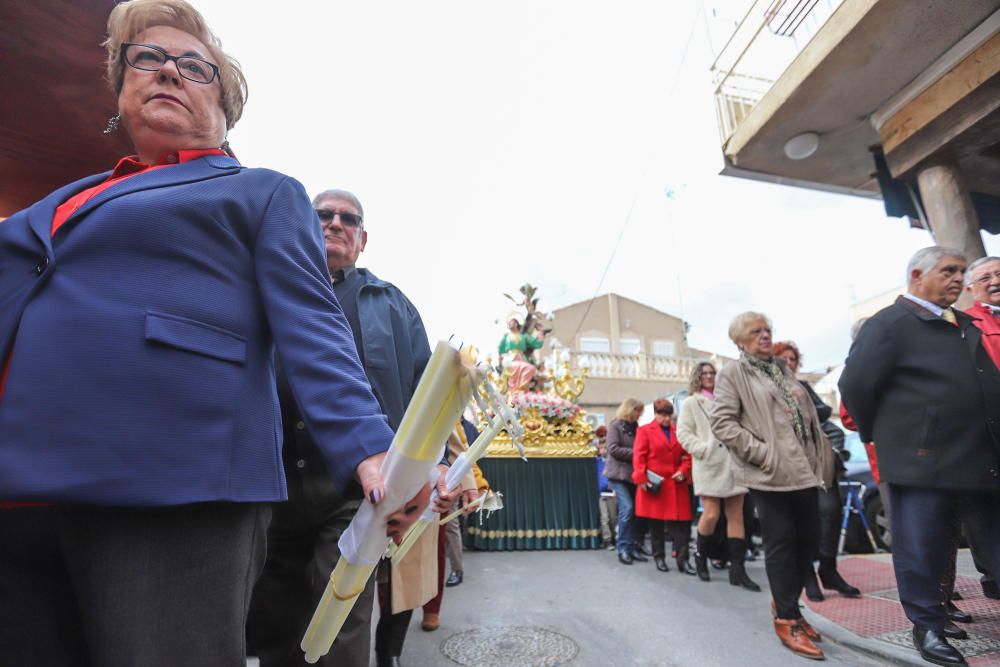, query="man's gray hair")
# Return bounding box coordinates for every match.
[312,189,365,220]
[905,246,966,284]
[964,256,1000,286]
